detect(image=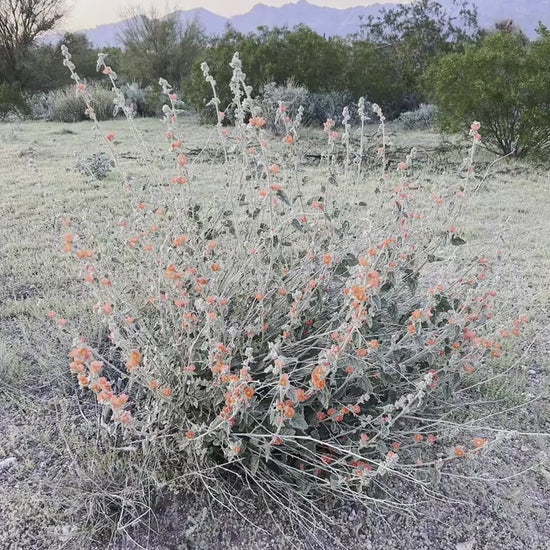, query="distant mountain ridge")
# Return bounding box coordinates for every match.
[55,0,550,47]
